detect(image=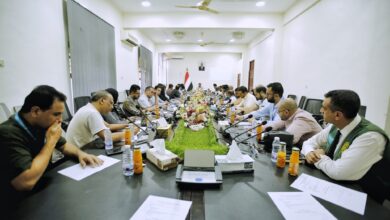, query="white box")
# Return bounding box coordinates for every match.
[215,155,254,173]
[146,148,180,171]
